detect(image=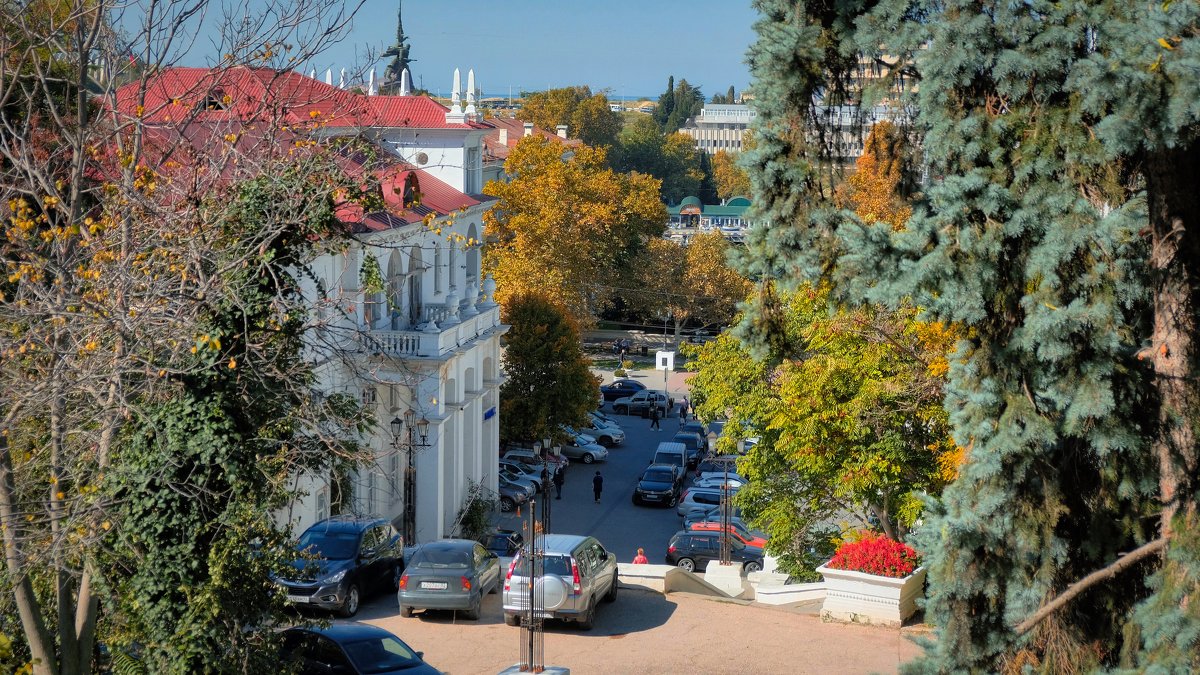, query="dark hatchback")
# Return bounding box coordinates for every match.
[600,378,646,401]
[671,431,707,468]
[275,516,403,617]
[632,463,683,507]
[280,623,440,675]
[665,530,764,574]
